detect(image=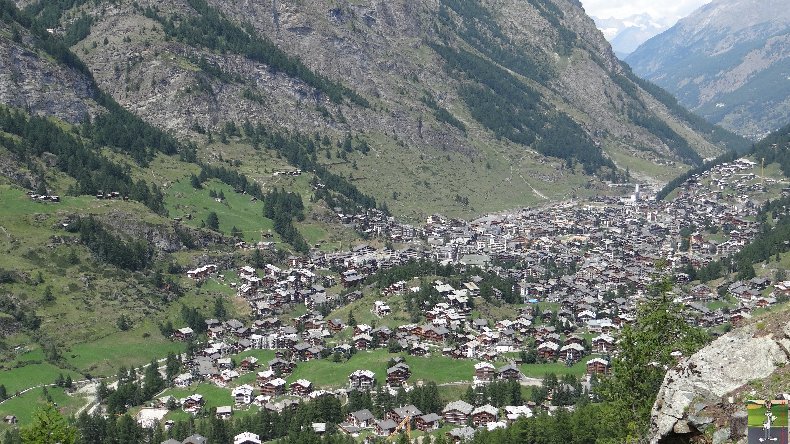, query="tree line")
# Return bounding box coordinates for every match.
[431,43,618,176]
[0,107,167,214]
[264,188,309,253]
[65,216,153,271]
